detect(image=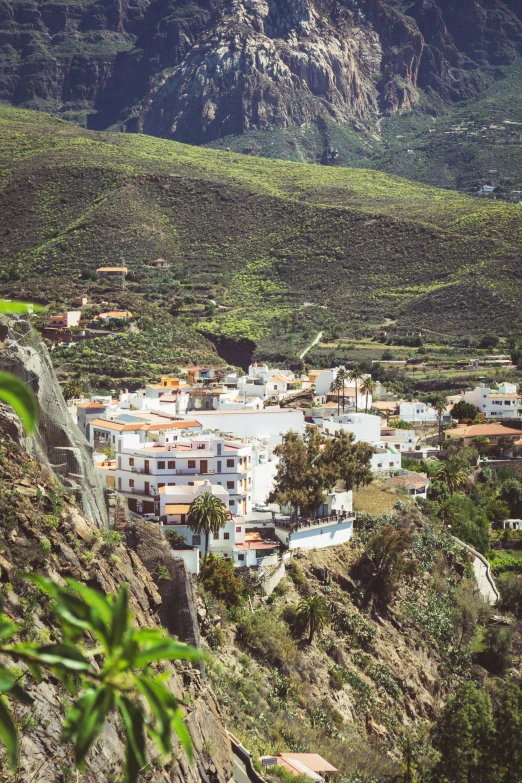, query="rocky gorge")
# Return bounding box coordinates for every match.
[2,0,522,144]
